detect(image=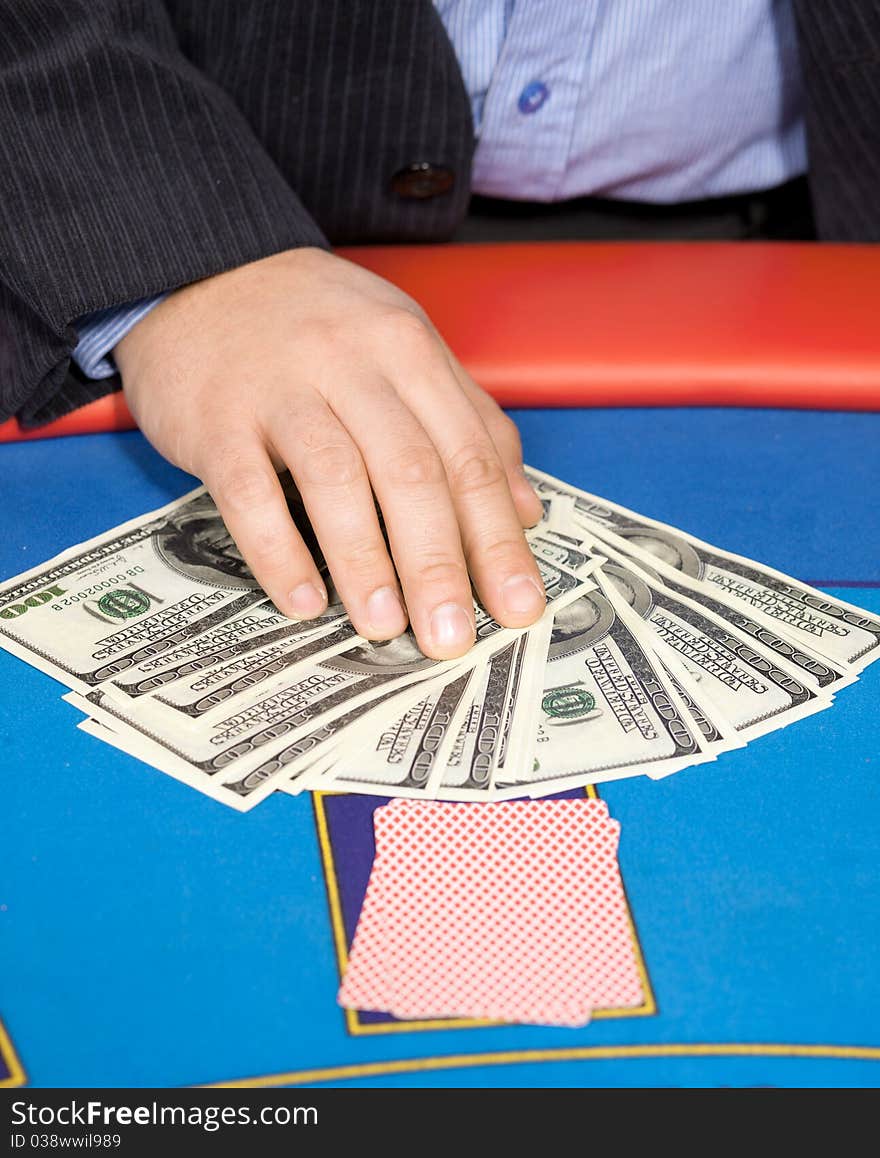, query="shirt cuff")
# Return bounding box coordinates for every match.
[72,294,168,380]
